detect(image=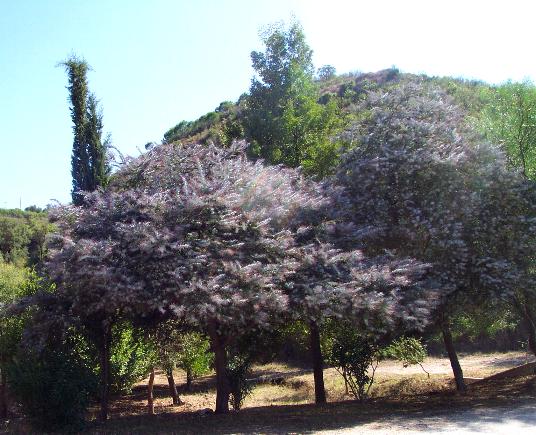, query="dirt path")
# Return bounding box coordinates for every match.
[319,402,536,434]
[375,351,535,377]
